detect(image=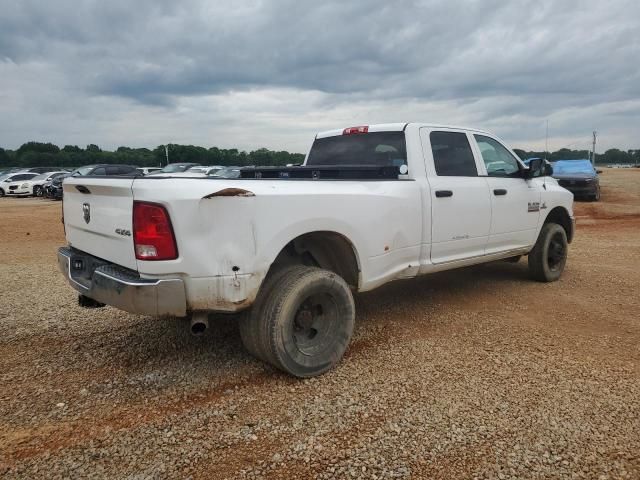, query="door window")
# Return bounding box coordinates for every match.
[92,167,107,175]
[474,135,521,177]
[429,131,477,176]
